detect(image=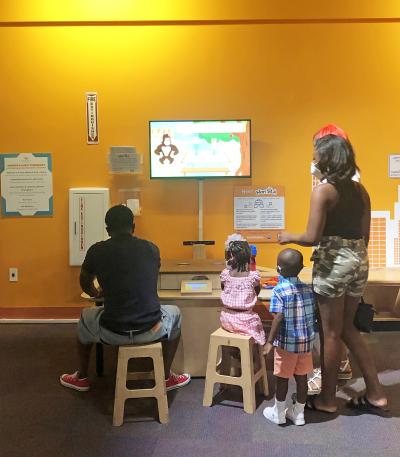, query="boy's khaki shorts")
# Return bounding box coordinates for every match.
[273,347,313,378]
[312,236,369,298]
